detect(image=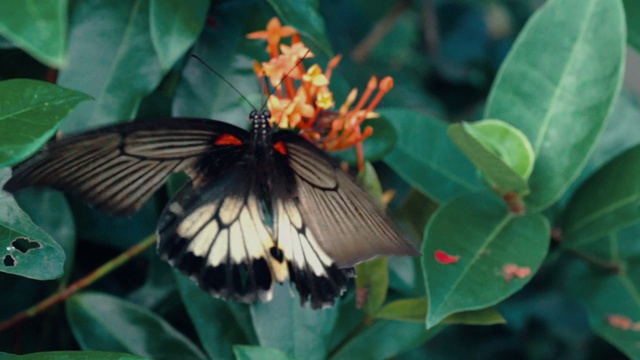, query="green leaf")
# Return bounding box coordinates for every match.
[624,0,640,51]
[423,192,549,328]
[355,257,389,315]
[14,188,76,278]
[58,0,166,132]
[576,92,640,181]
[66,292,206,360]
[484,0,625,210]
[567,223,640,360]
[265,0,333,56]
[444,306,506,326]
[382,108,482,204]
[174,272,252,360]
[0,0,67,68]
[393,190,438,244]
[0,79,91,167]
[5,351,149,360]
[250,286,338,360]
[333,116,398,165]
[149,0,209,71]
[374,297,505,326]
[172,2,255,129]
[327,292,366,351]
[0,170,65,279]
[233,346,293,360]
[356,161,383,201]
[388,256,426,298]
[448,119,534,195]
[329,319,441,360]
[374,297,427,323]
[127,256,176,309]
[71,197,158,250]
[567,250,640,358]
[563,144,640,247]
